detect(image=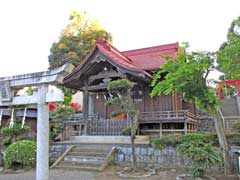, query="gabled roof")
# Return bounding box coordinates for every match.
[122,42,178,71]
[64,37,179,87]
